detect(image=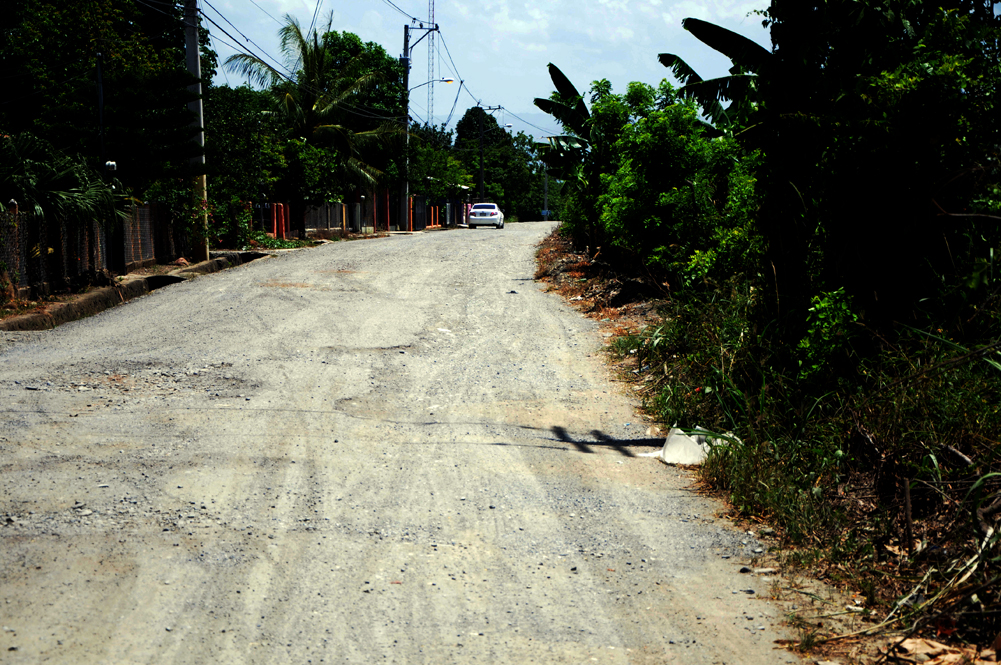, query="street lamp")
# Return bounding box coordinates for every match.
[403,77,455,231]
[409,77,455,92]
